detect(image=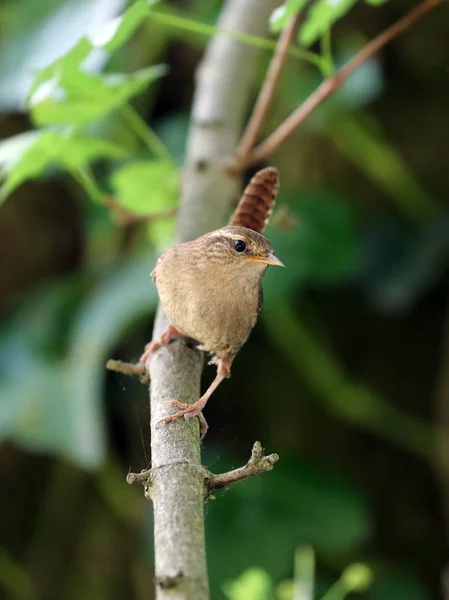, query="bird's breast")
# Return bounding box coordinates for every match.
[154,252,261,355]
